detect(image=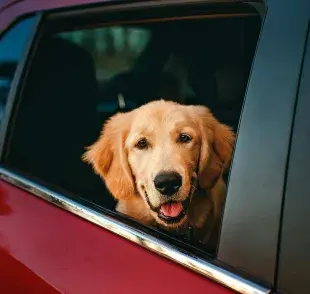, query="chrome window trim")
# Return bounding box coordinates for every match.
[0,167,270,294]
